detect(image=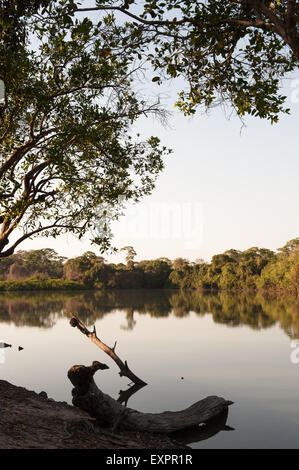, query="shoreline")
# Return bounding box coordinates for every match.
[0,279,297,297]
[0,379,187,449]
